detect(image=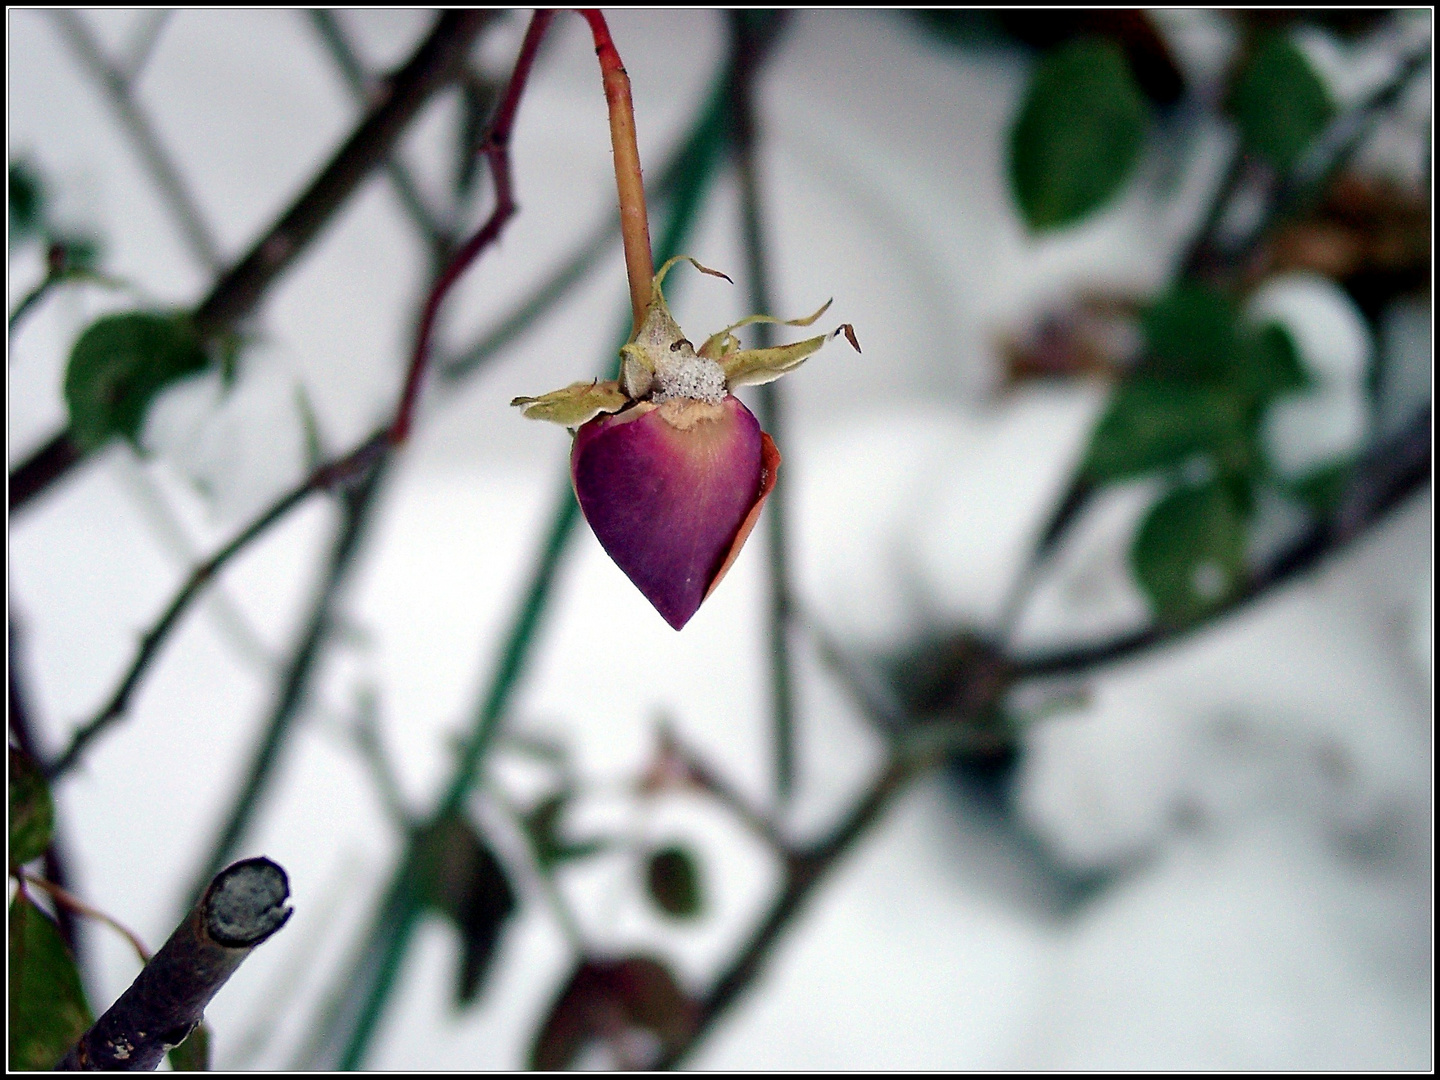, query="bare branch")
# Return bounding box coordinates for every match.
[47,9,224,275]
[56,857,291,1071]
